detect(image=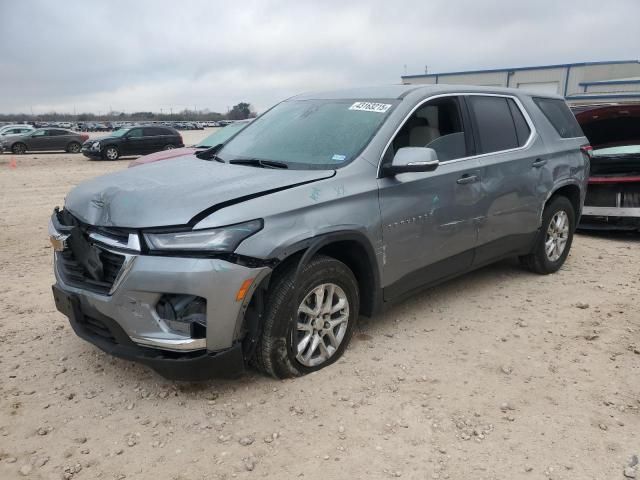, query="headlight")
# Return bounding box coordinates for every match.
[91,141,100,150]
[144,219,263,252]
